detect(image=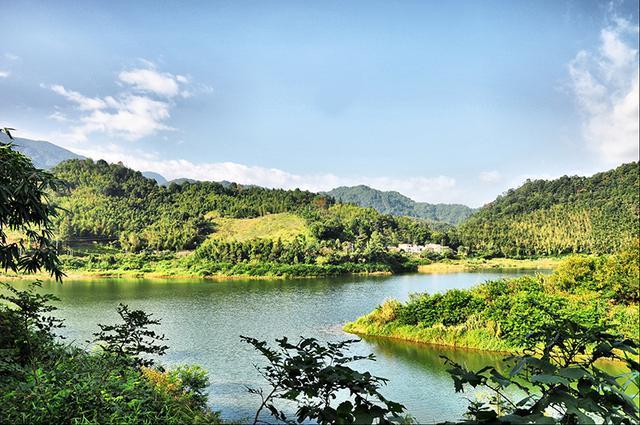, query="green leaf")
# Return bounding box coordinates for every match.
[557,367,588,380]
[530,374,570,386]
